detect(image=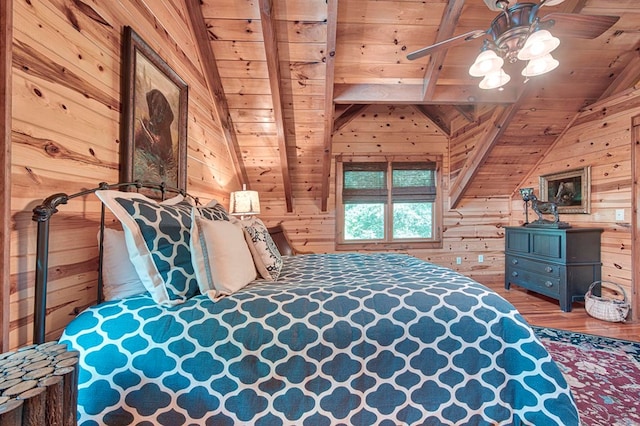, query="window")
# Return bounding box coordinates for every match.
[336,156,442,249]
